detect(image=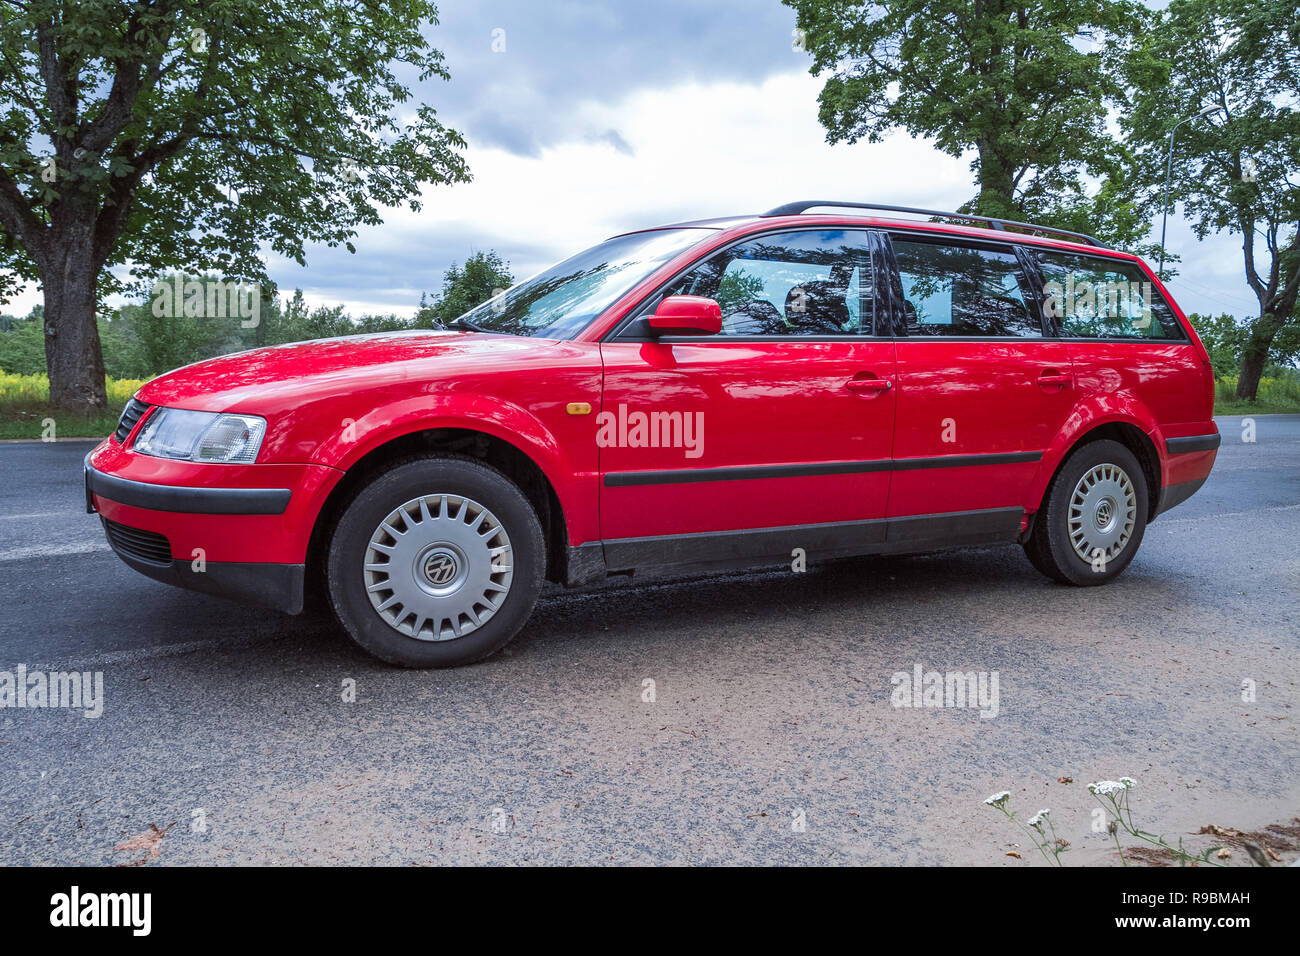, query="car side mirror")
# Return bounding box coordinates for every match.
[647,295,722,336]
